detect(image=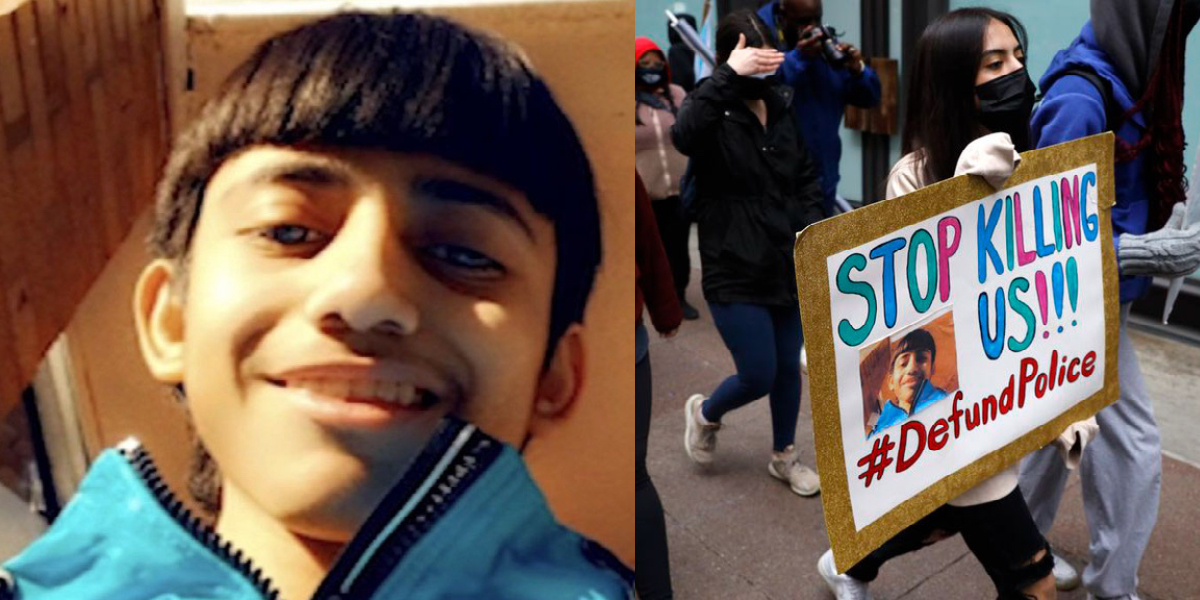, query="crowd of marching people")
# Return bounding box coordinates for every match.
[636,0,1200,599]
